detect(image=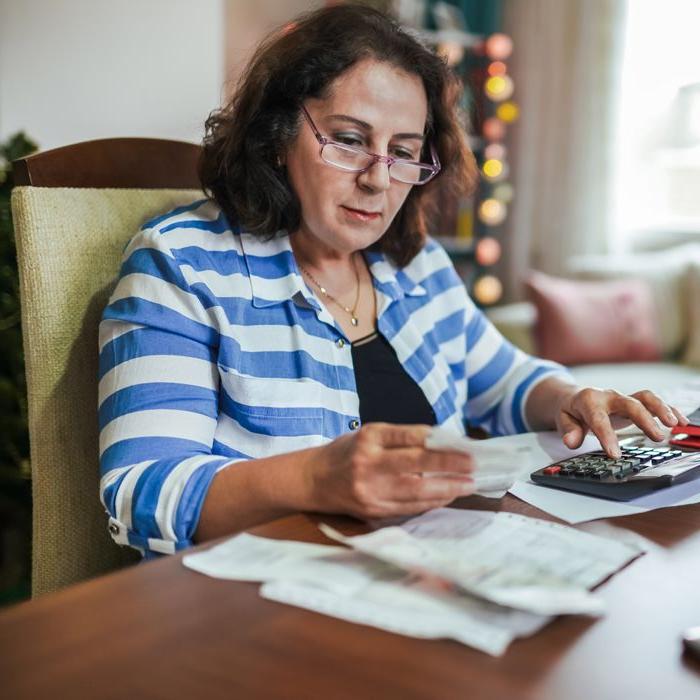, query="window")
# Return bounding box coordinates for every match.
[611,0,700,251]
